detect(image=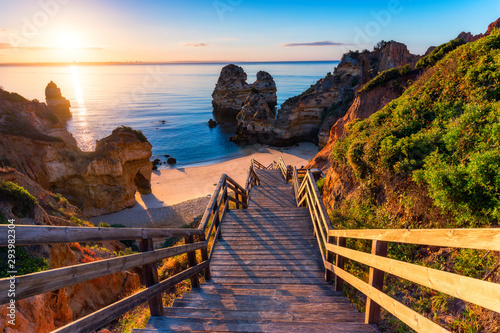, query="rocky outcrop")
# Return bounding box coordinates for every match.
[231,91,276,144]
[0,88,153,216]
[251,71,277,110]
[231,41,419,147]
[0,169,140,333]
[212,64,276,120]
[212,64,250,119]
[45,81,71,122]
